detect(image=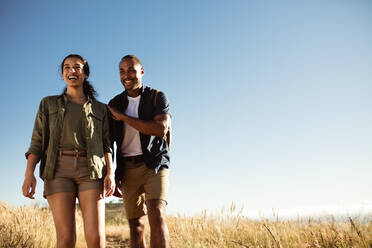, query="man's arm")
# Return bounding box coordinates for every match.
[107,105,170,138]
